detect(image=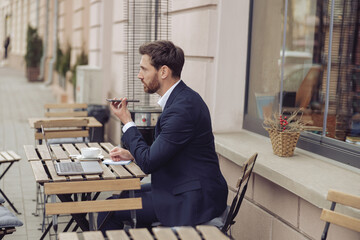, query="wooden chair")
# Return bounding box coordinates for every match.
[33,119,90,230]
[221,153,258,235]
[44,103,88,118]
[0,205,23,240]
[0,151,21,214]
[0,195,23,239]
[320,189,360,240]
[203,153,258,238]
[34,118,89,145]
[44,179,142,235]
